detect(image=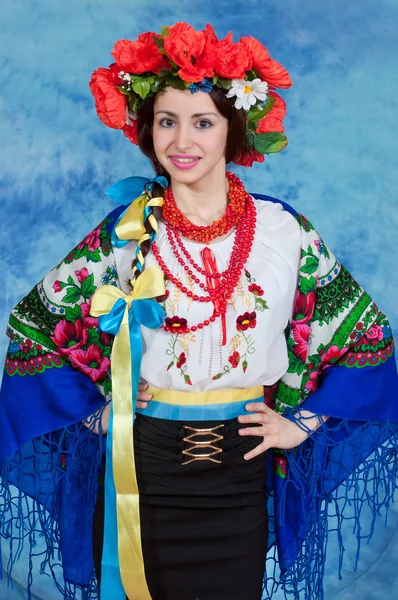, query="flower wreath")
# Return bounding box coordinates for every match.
[89,22,292,167]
